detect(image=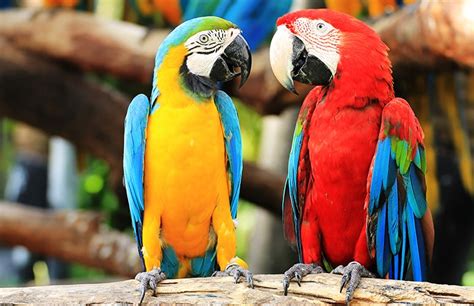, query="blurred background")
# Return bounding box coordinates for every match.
[0,0,472,288]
